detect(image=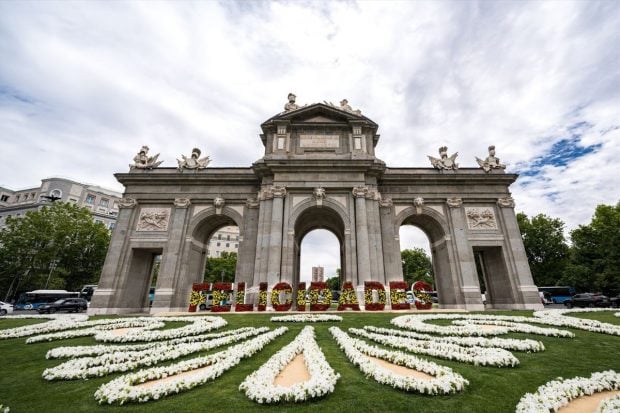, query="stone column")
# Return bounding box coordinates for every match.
[497,196,543,310]
[253,187,273,284]
[379,197,401,282]
[266,186,286,285]
[446,197,483,311]
[237,198,259,285]
[353,186,371,282]
[89,198,137,314]
[157,198,192,313]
